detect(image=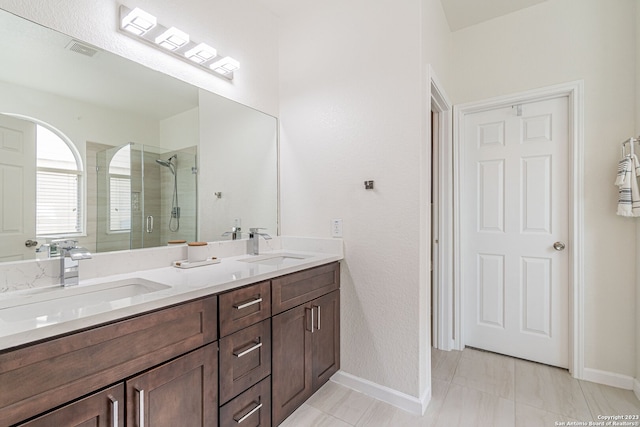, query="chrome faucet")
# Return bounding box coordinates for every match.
[222,226,242,240]
[248,228,271,255]
[53,239,92,287]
